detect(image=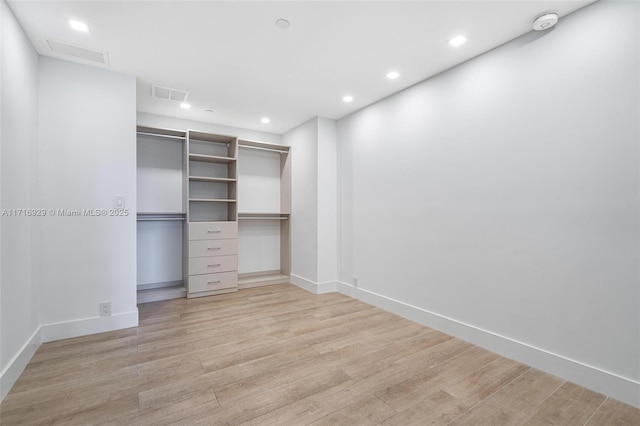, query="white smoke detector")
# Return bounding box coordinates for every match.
[533,12,559,31]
